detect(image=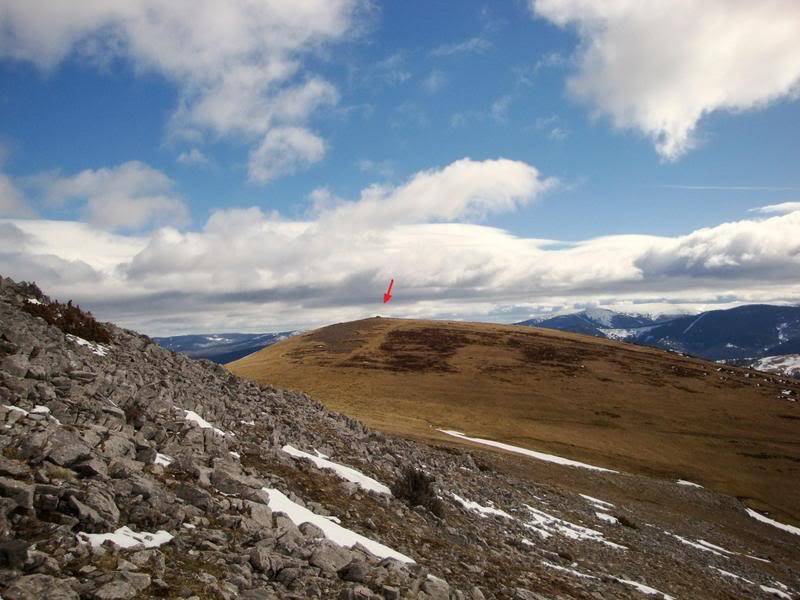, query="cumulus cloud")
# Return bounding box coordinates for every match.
[44,161,189,231]
[0,0,364,179]
[751,202,800,215]
[530,0,800,159]
[0,173,30,217]
[247,127,326,183]
[3,159,800,334]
